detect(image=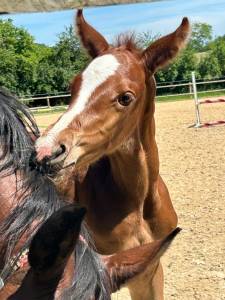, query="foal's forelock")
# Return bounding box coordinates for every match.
[36,54,120,149]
